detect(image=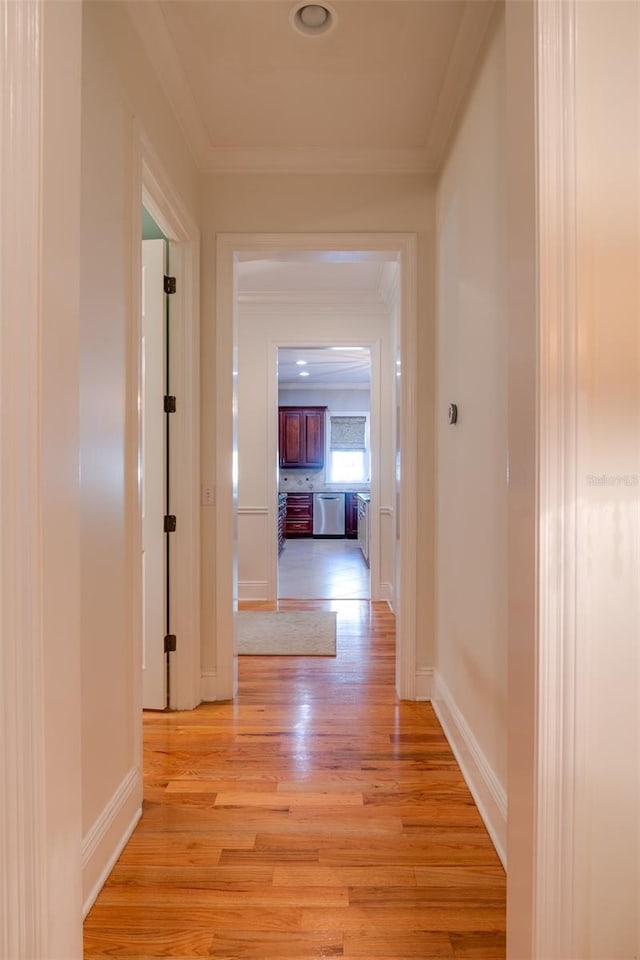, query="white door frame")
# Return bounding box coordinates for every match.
[0,1,84,956]
[507,1,583,957]
[216,233,418,699]
[132,130,201,712]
